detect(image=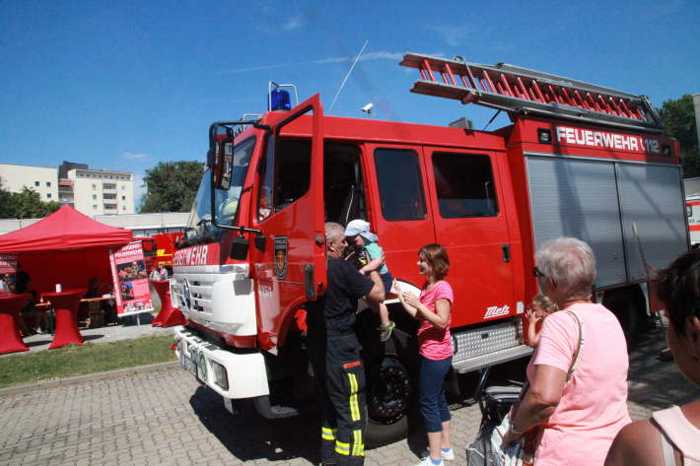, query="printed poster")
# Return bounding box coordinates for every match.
[109,240,153,316]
